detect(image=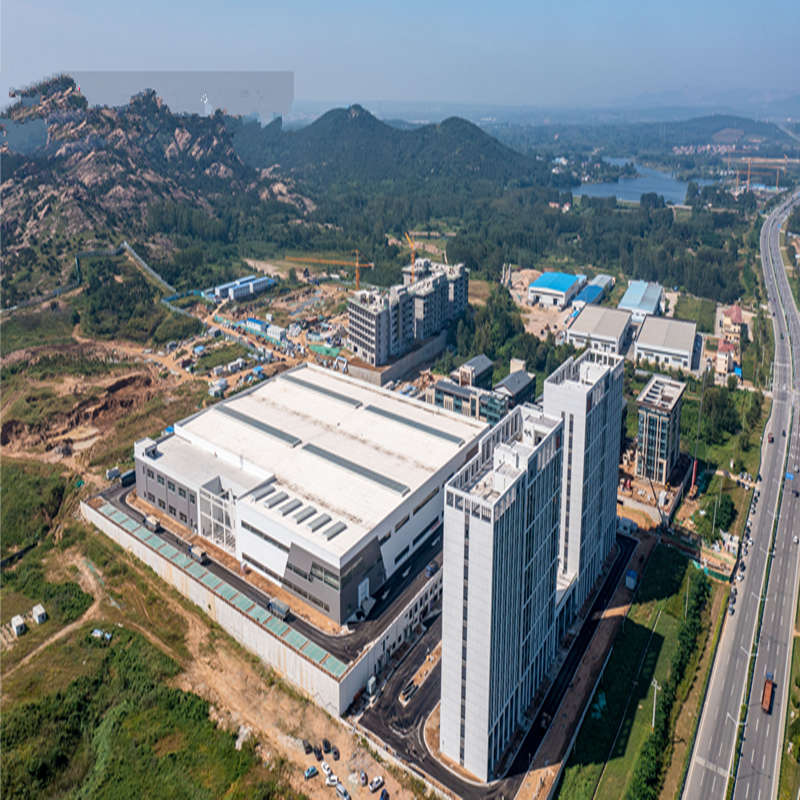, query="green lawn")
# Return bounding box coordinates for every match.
[778,637,800,800]
[195,343,251,373]
[674,294,717,333]
[557,545,712,800]
[0,626,306,800]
